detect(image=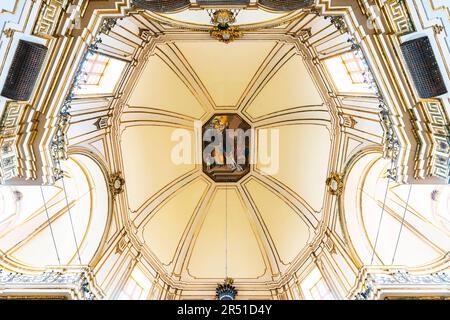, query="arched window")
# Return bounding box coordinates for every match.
[119,267,153,300]
[83,53,110,85]
[300,267,334,300]
[0,154,109,268]
[324,51,375,94]
[74,53,126,96]
[342,151,450,267]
